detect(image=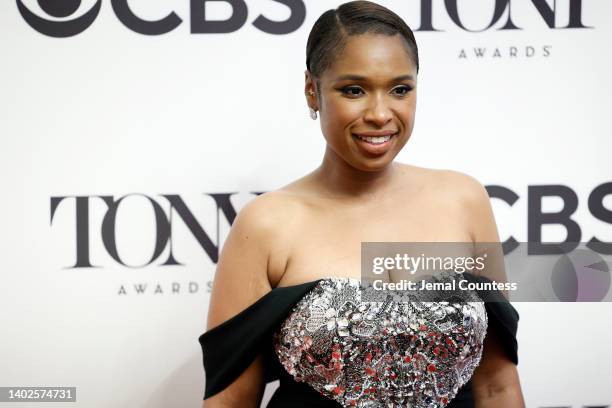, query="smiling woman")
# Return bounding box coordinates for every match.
[199,1,525,408]
[307,32,416,167]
